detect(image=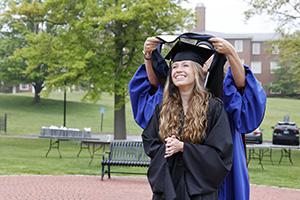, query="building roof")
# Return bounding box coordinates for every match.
[202,31,280,41]
[250,33,281,41]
